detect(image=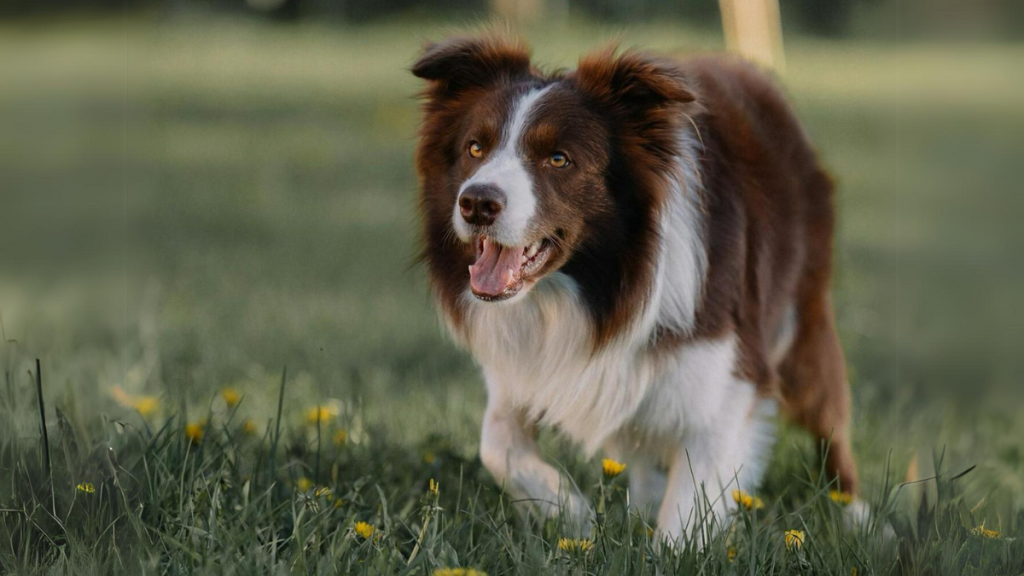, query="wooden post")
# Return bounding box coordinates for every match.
[719,0,786,73]
[492,0,544,23]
